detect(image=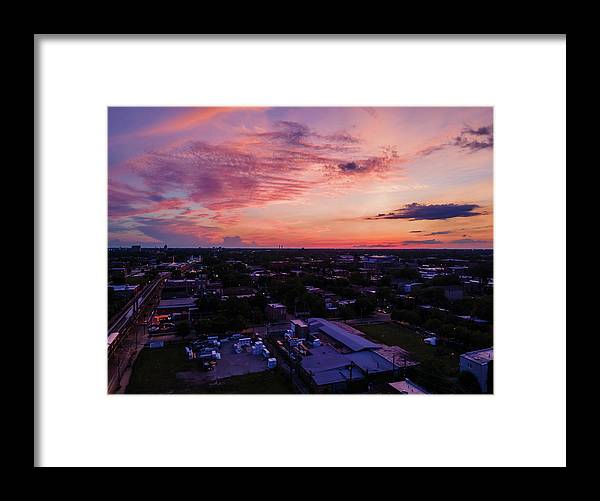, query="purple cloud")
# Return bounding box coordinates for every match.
[368,203,482,221]
[418,123,493,156]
